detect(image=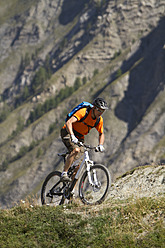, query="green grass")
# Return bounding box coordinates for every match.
[0,196,164,248]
